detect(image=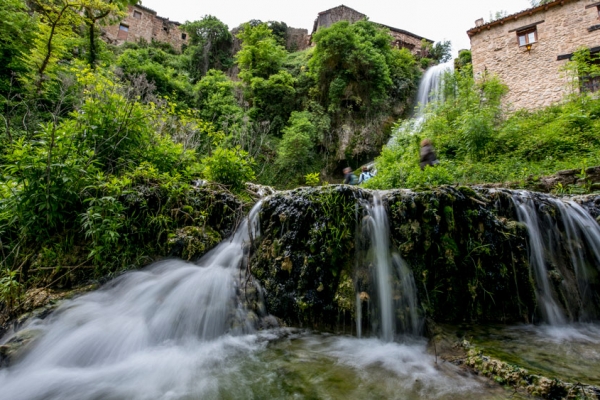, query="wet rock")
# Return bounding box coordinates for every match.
[0,329,41,367]
[168,226,221,261]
